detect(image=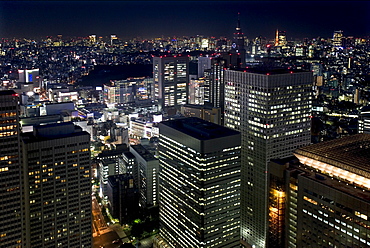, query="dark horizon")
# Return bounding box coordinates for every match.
[0,1,369,41]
